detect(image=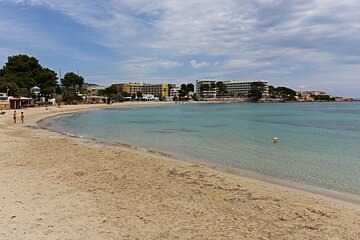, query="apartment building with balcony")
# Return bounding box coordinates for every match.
[196,79,217,100]
[115,83,175,97]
